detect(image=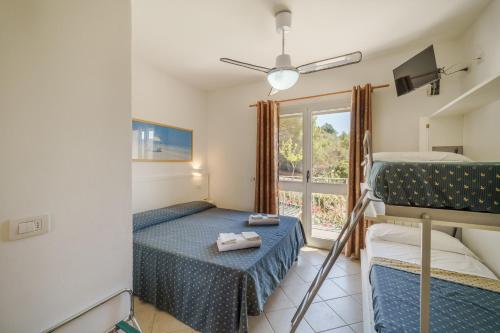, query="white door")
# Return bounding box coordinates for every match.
[278,102,350,249]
